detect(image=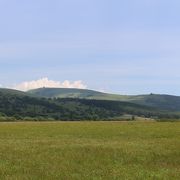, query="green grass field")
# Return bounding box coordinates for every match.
[0,121,179,180]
